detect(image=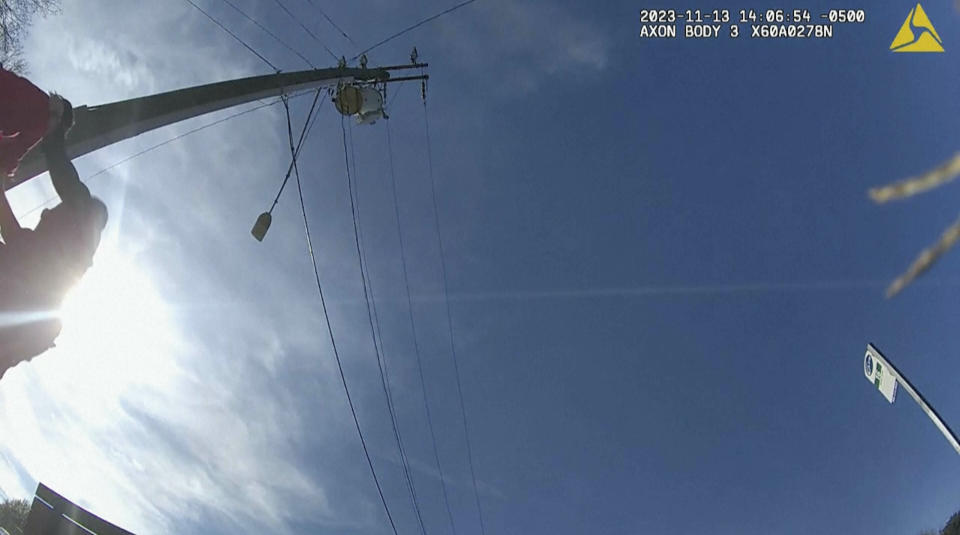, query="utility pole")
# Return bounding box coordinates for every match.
[4,62,428,191]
